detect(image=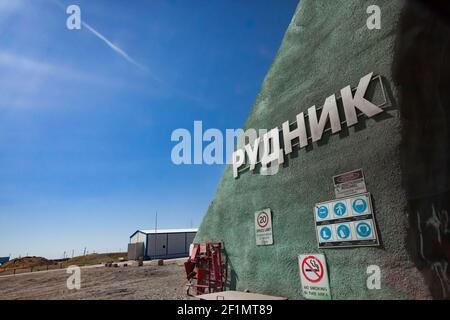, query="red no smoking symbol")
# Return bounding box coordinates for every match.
[257,212,269,228]
[301,256,324,283]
